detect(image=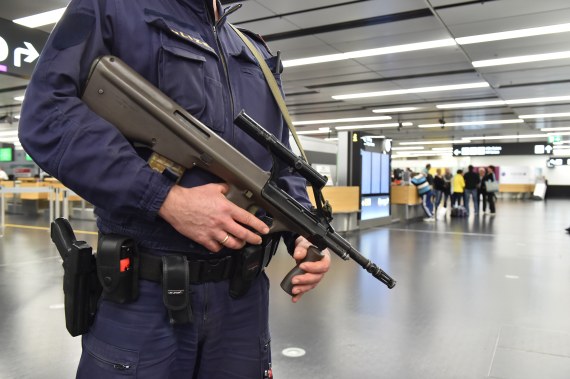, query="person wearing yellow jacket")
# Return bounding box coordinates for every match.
[452,169,465,207]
